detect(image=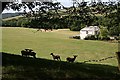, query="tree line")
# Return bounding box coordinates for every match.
[2,1,120,37]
